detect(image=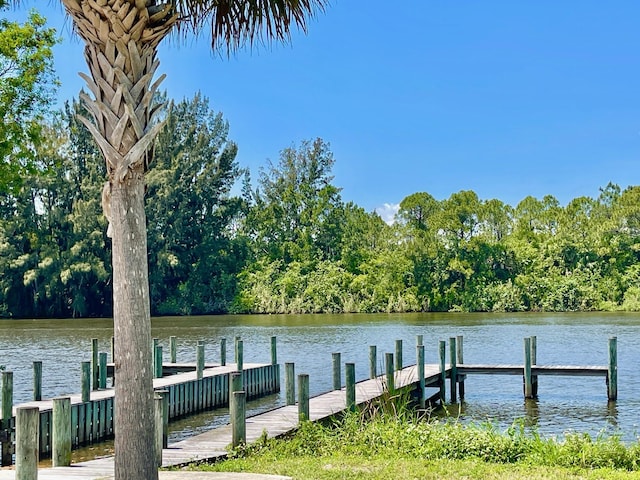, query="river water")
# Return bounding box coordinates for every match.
[0,312,638,443]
